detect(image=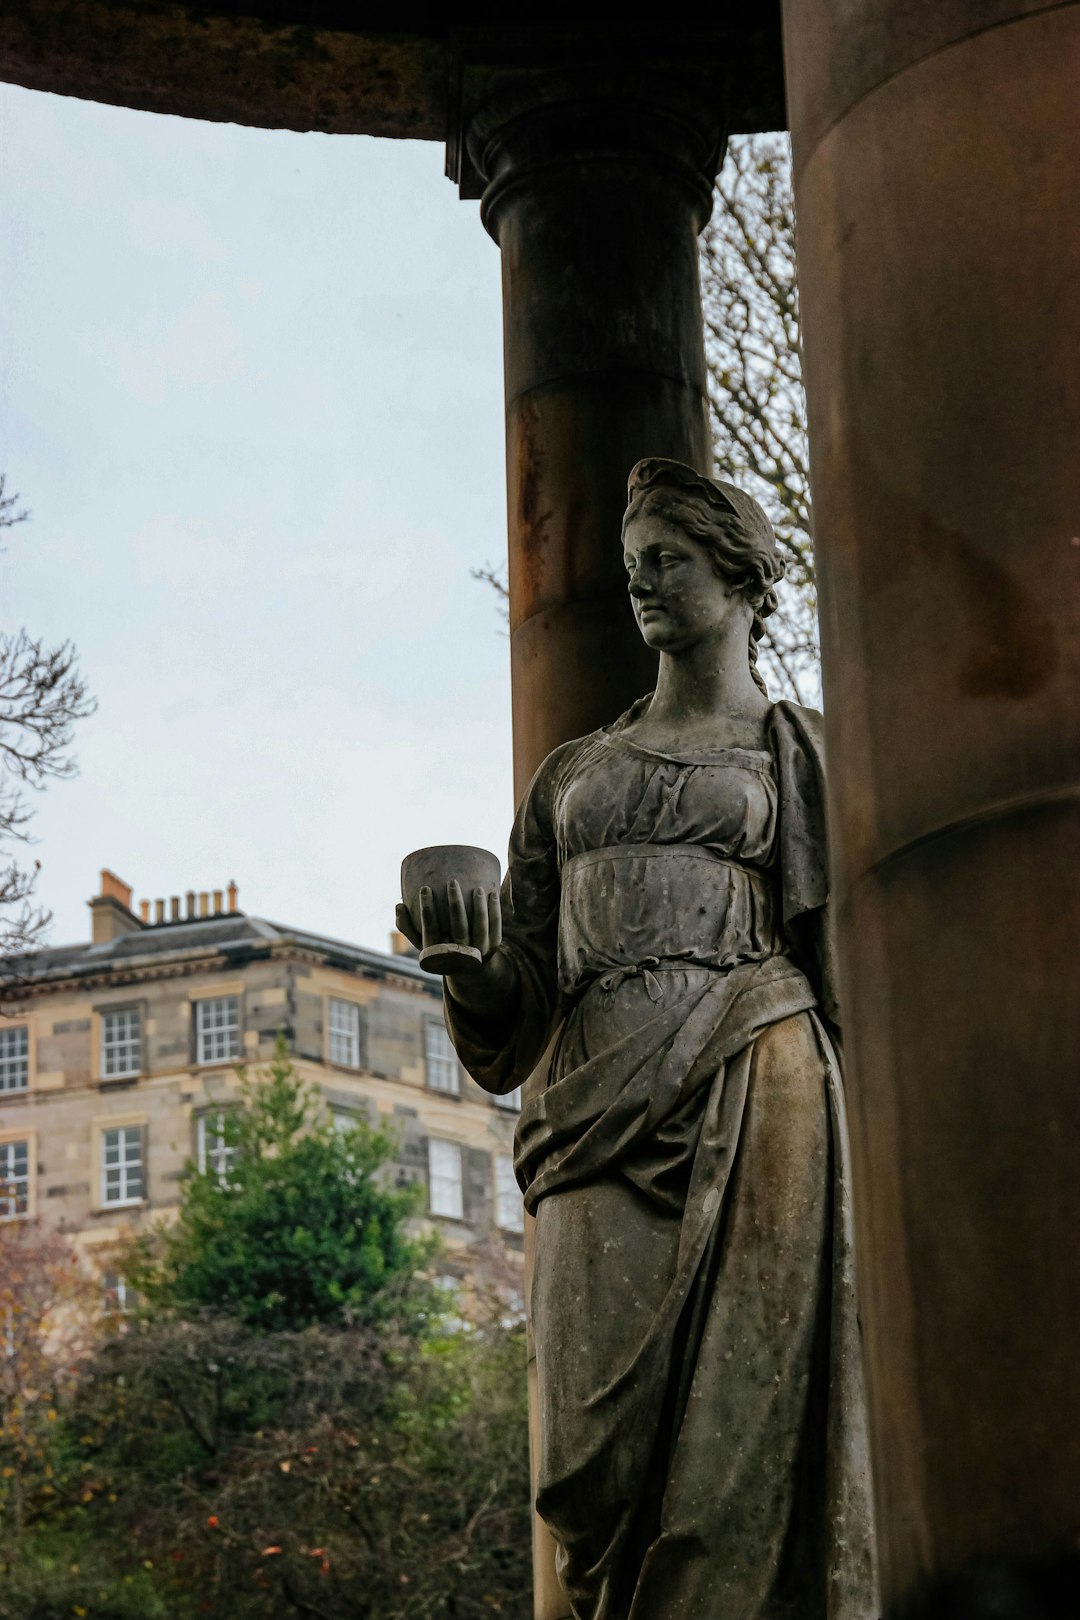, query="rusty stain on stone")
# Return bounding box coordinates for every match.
[515,395,553,568]
[891,481,1058,701]
[949,527,1057,699]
